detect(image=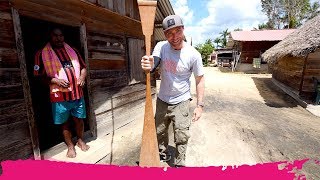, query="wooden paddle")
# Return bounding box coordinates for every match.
[137,0,160,167]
